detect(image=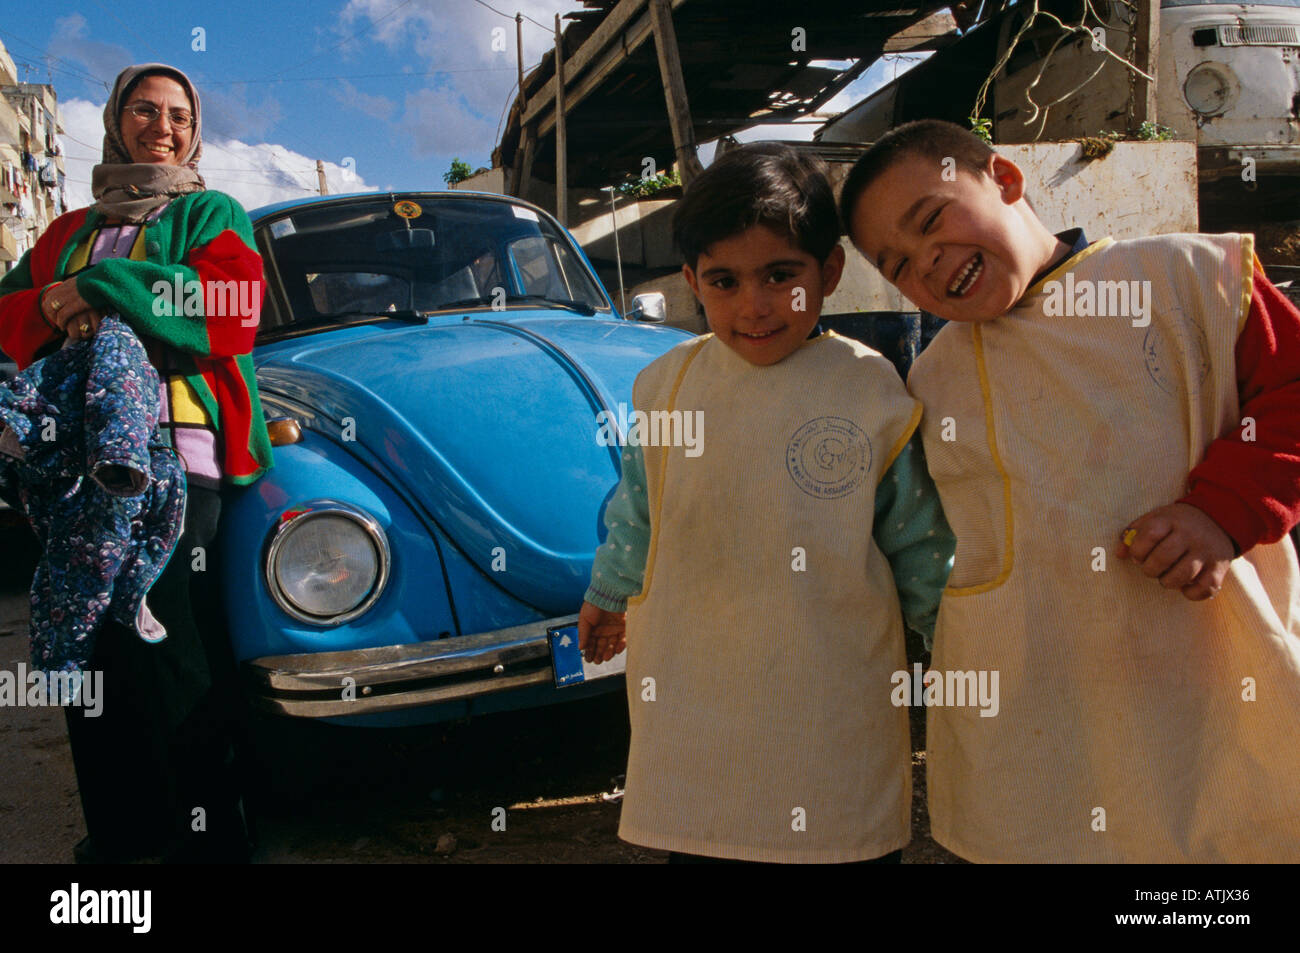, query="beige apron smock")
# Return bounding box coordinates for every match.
[910,233,1300,862]
[619,331,922,861]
